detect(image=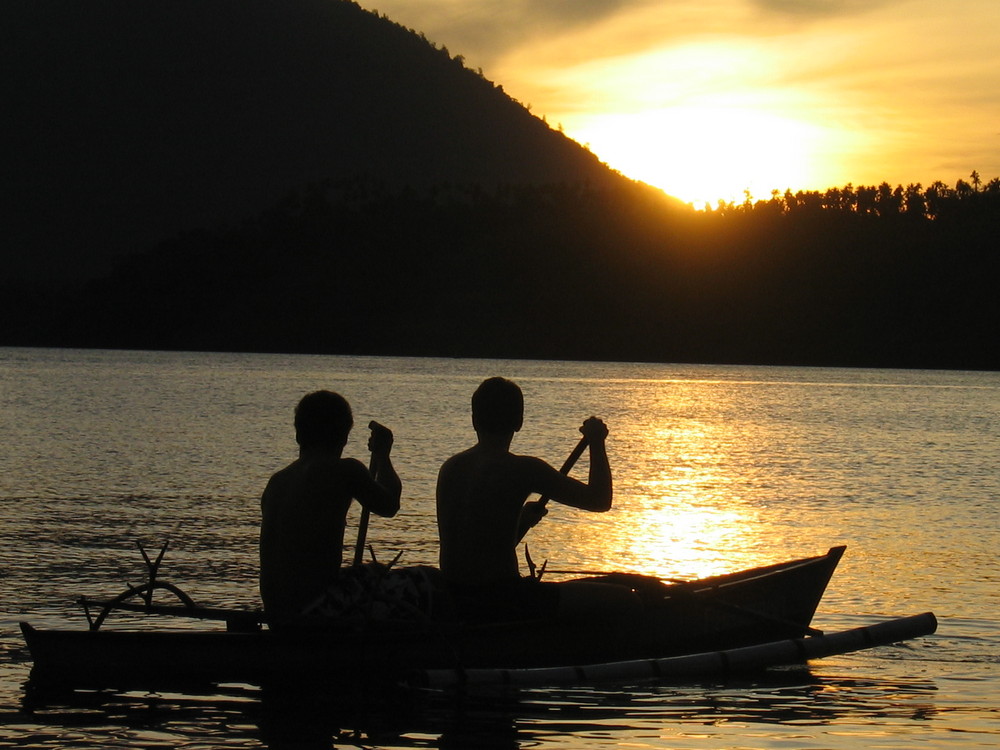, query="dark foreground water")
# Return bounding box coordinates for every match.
[1,348,997,748]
